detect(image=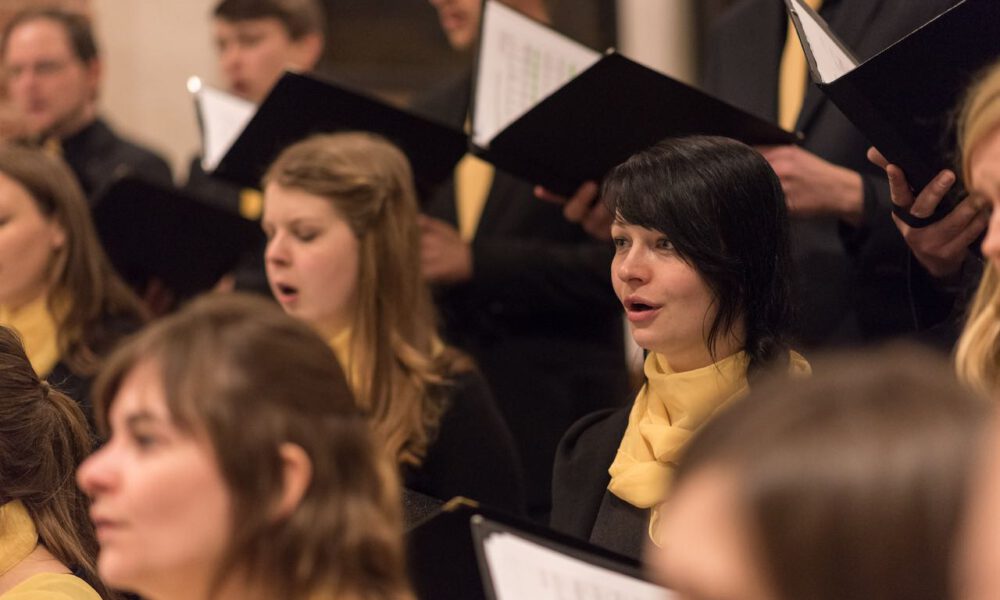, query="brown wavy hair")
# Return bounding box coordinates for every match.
[0,145,146,375]
[0,326,115,599]
[264,132,471,466]
[671,345,990,600]
[91,293,411,600]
